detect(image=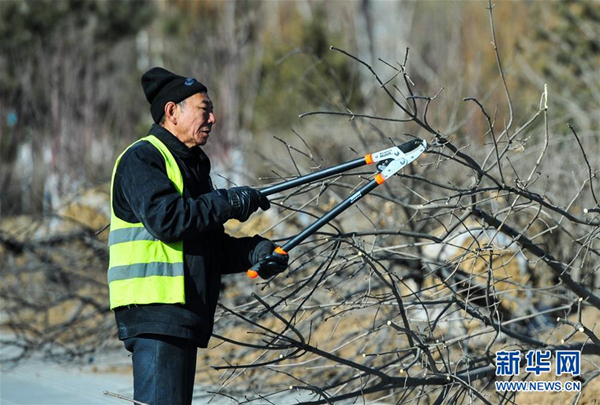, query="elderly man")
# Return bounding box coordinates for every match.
[108,67,288,404]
